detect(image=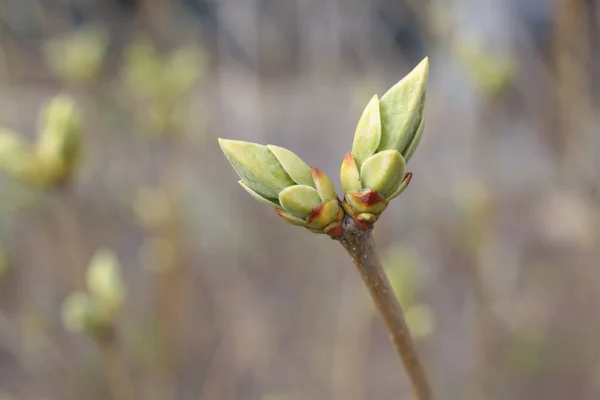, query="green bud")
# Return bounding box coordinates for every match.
[274,209,308,226]
[359,150,406,199]
[219,138,343,236]
[61,292,98,334]
[0,130,45,186]
[340,152,362,194]
[342,190,388,230]
[340,58,428,229]
[402,112,425,163]
[387,172,413,201]
[378,57,428,158]
[44,26,108,84]
[310,167,337,201]
[267,144,314,187]
[344,191,388,216]
[352,95,381,168]
[36,95,83,182]
[278,185,322,218]
[239,180,281,208]
[219,139,294,199]
[86,249,125,317]
[305,199,340,230]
